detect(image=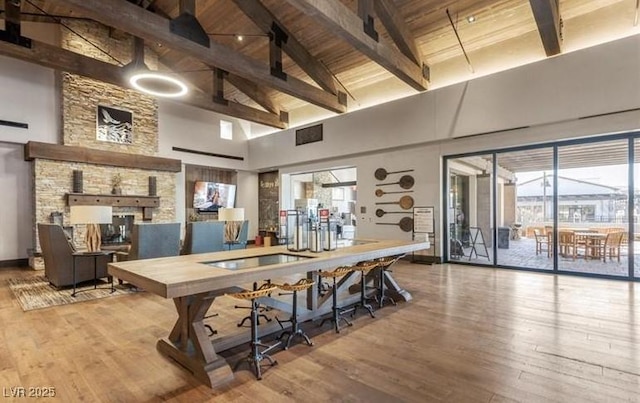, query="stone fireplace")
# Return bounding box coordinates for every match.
[28,20,180,269]
[100,214,135,245]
